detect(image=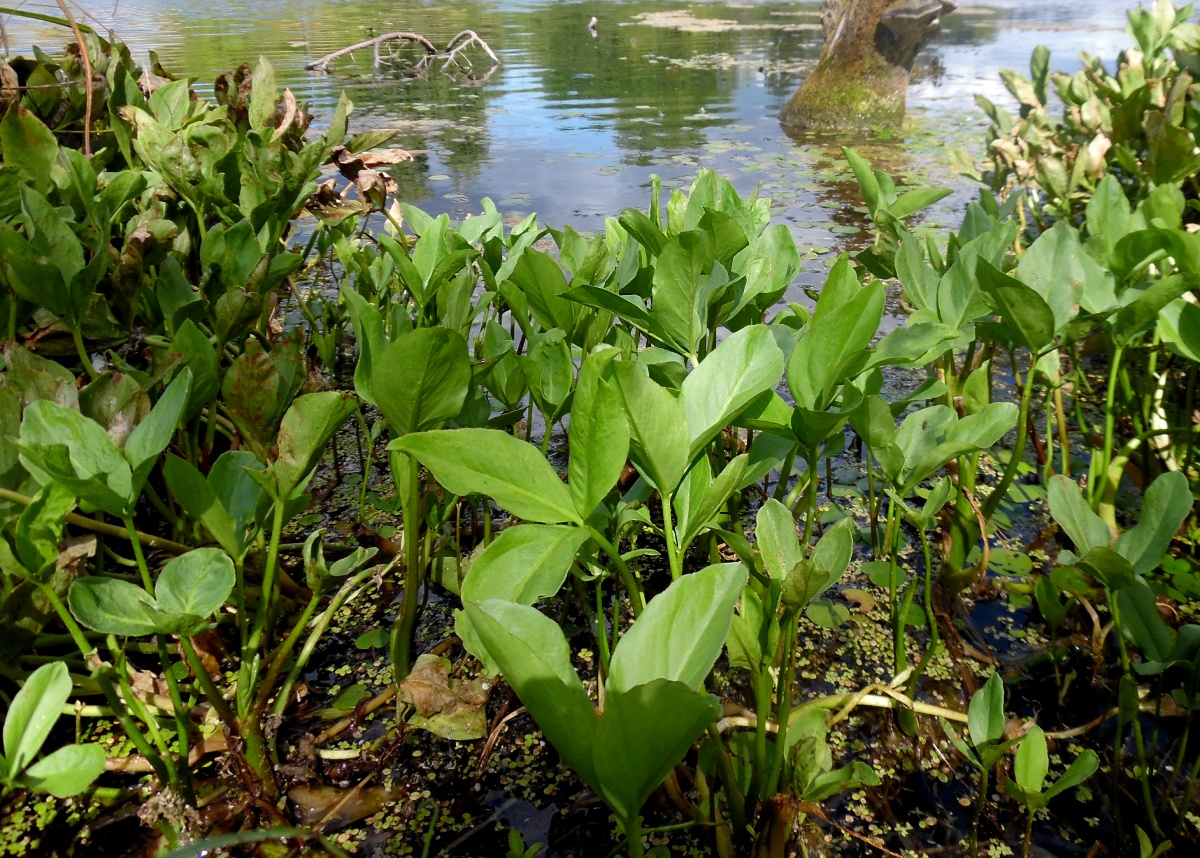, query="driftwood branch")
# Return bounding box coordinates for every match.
[305,29,499,74]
